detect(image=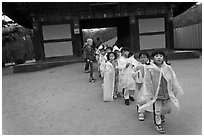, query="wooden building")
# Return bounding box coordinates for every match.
[3,2,196,62]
